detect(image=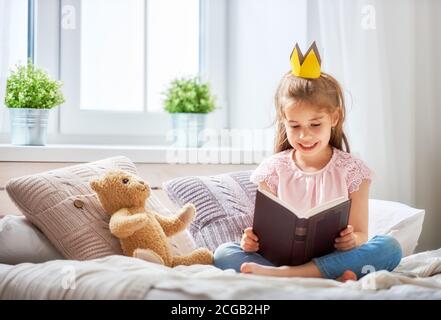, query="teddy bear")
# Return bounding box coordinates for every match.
[90,169,213,267]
